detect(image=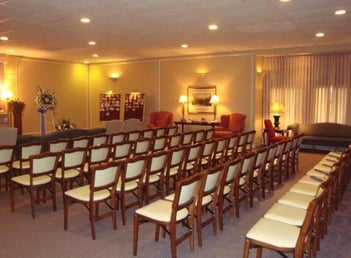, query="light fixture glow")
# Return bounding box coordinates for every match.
[335,10,346,15]
[92,54,99,58]
[0,36,9,41]
[280,0,291,2]
[80,17,90,23]
[208,24,218,31]
[315,32,325,38]
[88,41,96,45]
[181,44,188,48]
[109,73,120,81]
[84,60,90,64]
